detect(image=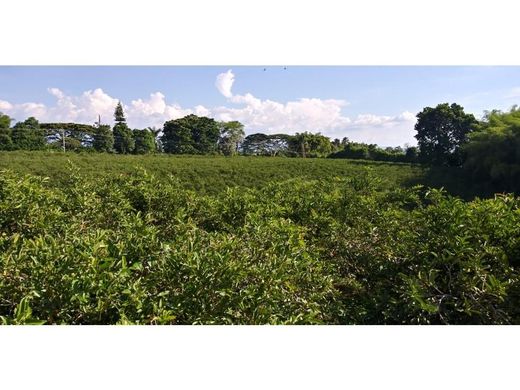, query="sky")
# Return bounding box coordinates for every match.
[1,66,520,146]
